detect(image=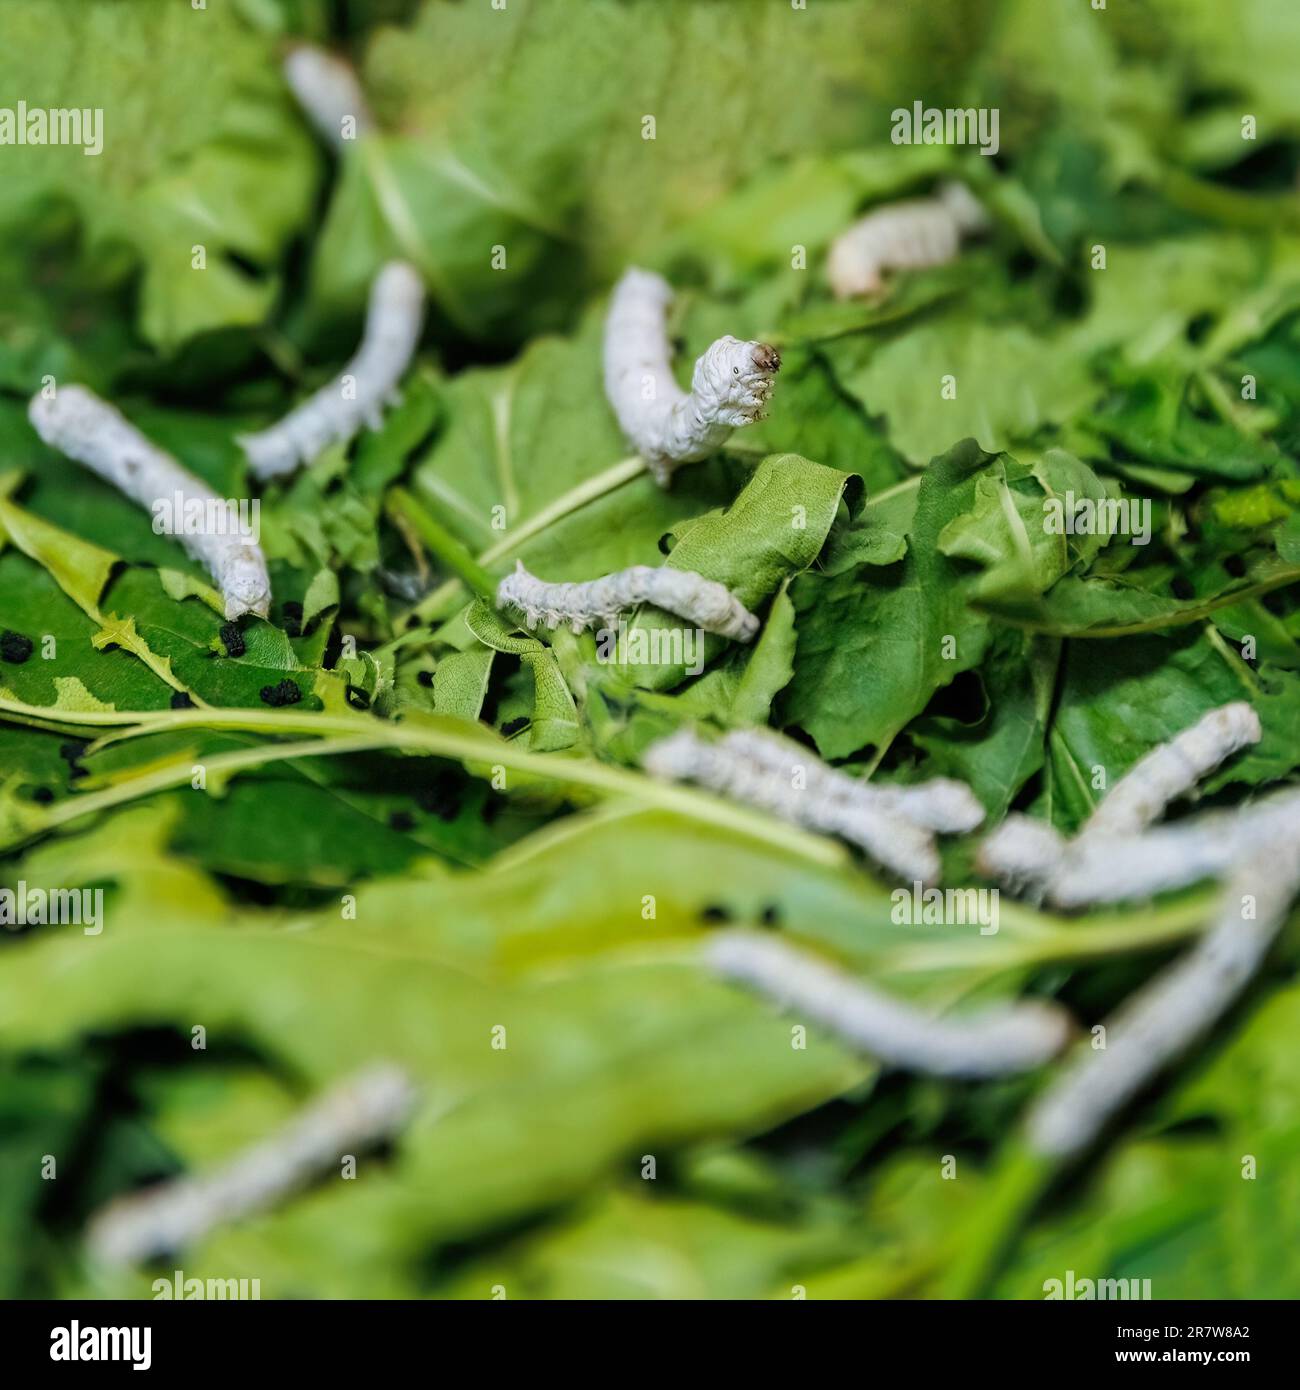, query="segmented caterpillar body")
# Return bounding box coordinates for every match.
[707,930,1072,1078]
[1026,836,1300,1160]
[239,261,425,480]
[975,814,1066,897]
[643,727,947,882]
[603,267,780,486]
[978,703,1266,906]
[496,561,759,641]
[87,1064,415,1266]
[28,386,272,620]
[1048,787,1300,909]
[723,727,985,834]
[283,44,375,150]
[1081,702,1261,839]
[826,181,988,299]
